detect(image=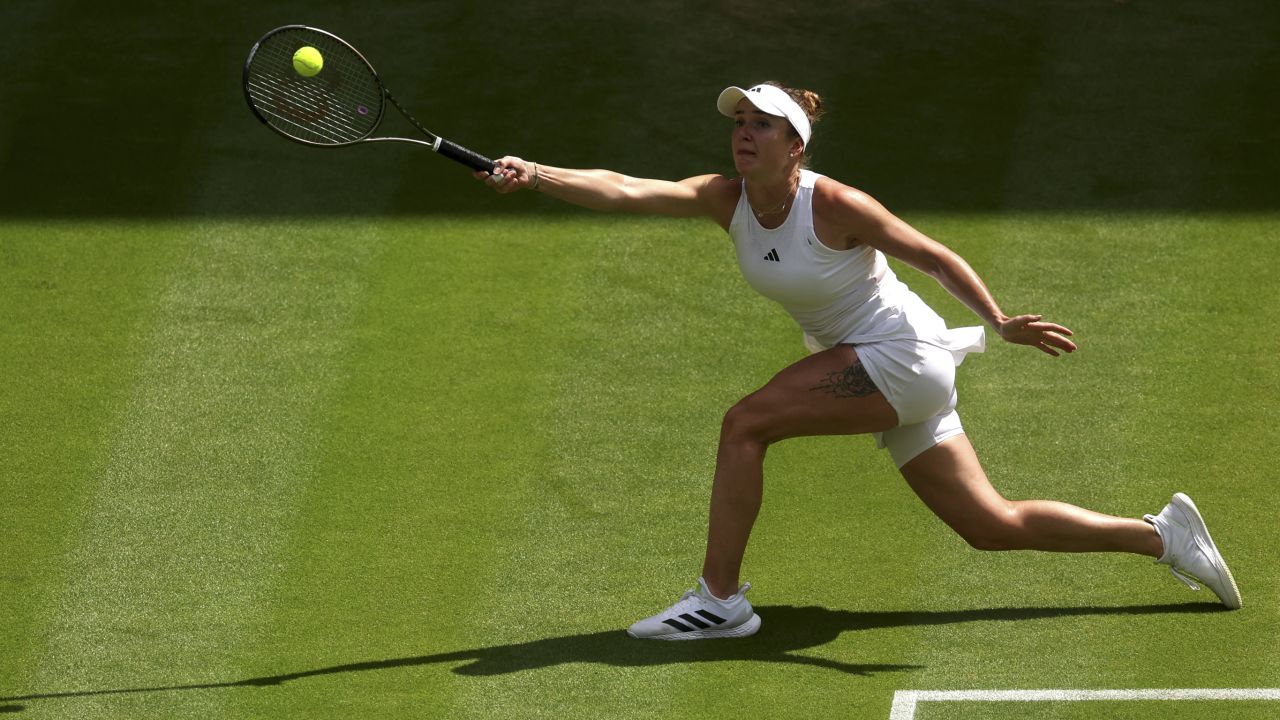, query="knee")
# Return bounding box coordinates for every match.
[721,395,772,446]
[958,503,1027,551]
